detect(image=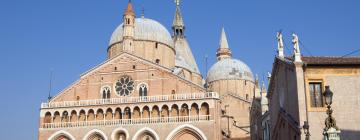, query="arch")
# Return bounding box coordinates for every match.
[83,129,108,140]
[142,106,150,118]
[88,109,95,121]
[180,104,189,116]
[190,103,199,116]
[200,103,209,115]
[53,111,61,123]
[138,82,148,97]
[171,104,179,117]
[132,127,160,140]
[101,85,111,99]
[114,108,122,120]
[165,124,207,140]
[105,108,113,120]
[70,110,77,122]
[96,109,104,120]
[111,127,129,140]
[152,106,160,118]
[48,130,75,140]
[123,107,131,119]
[44,112,52,123]
[79,110,86,122]
[133,106,141,119]
[161,105,169,118]
[62,111,69,122]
